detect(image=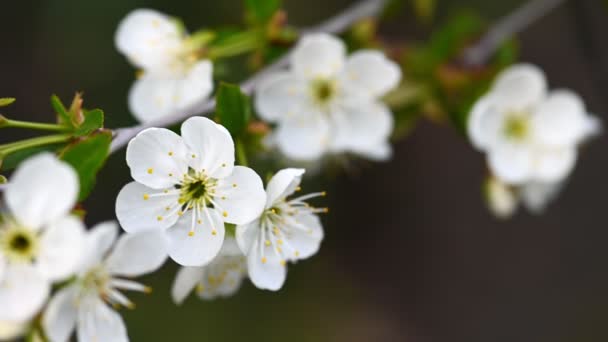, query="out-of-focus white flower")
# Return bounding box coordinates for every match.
[468,64,600,185]
[116,117,266,267]
[0,320,28,341]
[484,176,518,219]
[255,33,401,161]
[42,222,168,342]
[0,154,84,322]
[115,9,213,123]
[171,237,246,304]
[236,168,324,291]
